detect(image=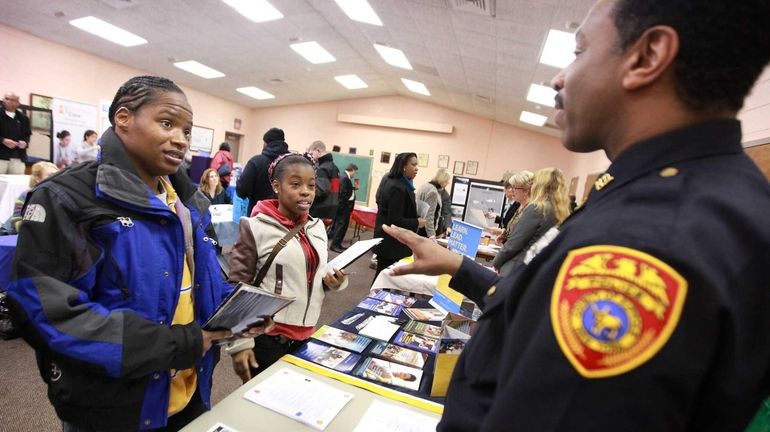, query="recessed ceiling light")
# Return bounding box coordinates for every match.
[69,16,147,47]
[540,29,576,68]
[526,84,557,107]
[237,86,275,100]
[290,41,336,64]
[520,111,548,127]
[173,61,225,79]
[334,75,368,90]
[222,0,283,23]
[374,43,412,70]
[333,0,382,26]
[401,78,430,96]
